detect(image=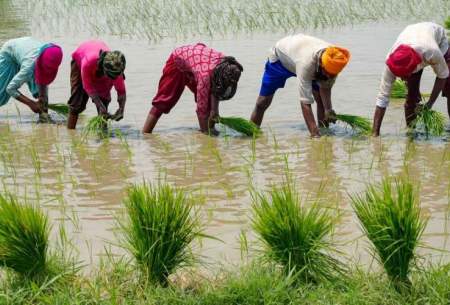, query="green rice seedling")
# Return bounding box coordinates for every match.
[81,116,111,139]
[444,16,450,30]
[336,114,372,134]
[412,107,446,137]
[0,193,50,279]
[48,103,69,116]
[350,177,426,289]
[119,182,202,285]
[391,79,407,99]
[219,117,261,137]
[251,177,344,283]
